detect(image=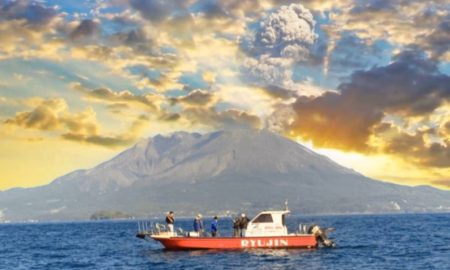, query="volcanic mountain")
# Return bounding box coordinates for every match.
[1,129,449,221]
